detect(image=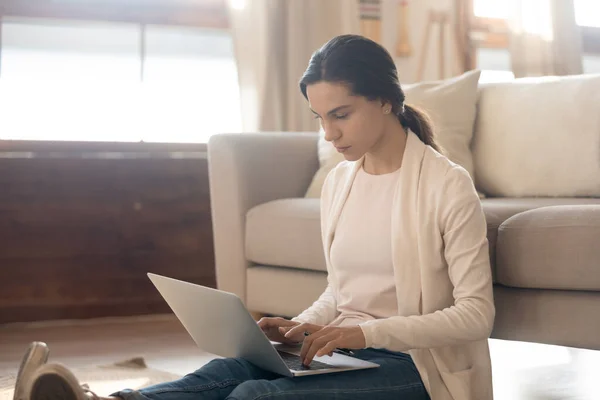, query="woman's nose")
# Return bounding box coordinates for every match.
[322,124,340,143]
